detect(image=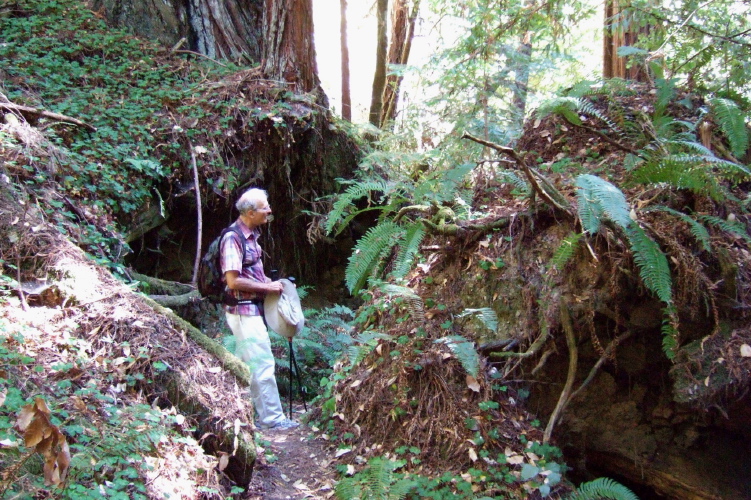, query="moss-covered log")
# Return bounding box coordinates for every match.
[163,371,256,486]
